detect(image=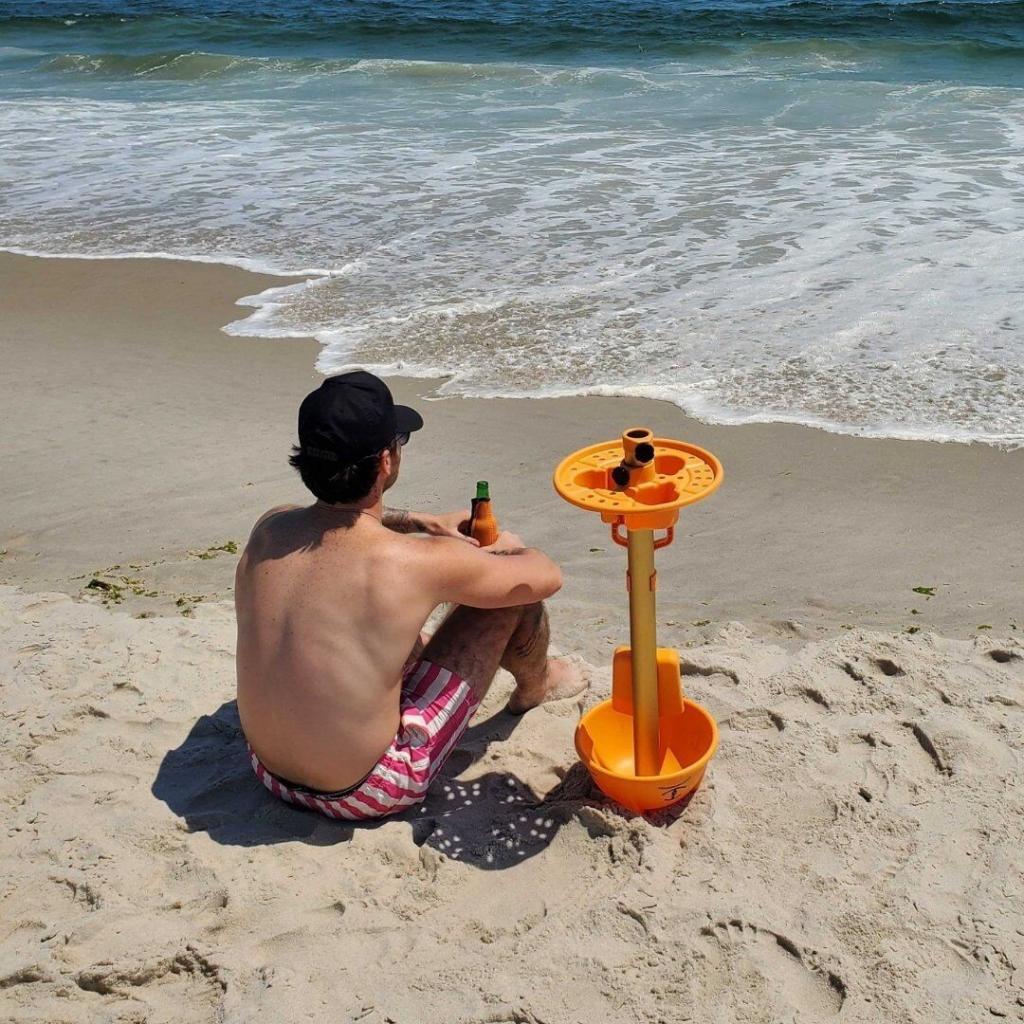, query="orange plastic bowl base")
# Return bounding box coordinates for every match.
[575,698,719,813]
